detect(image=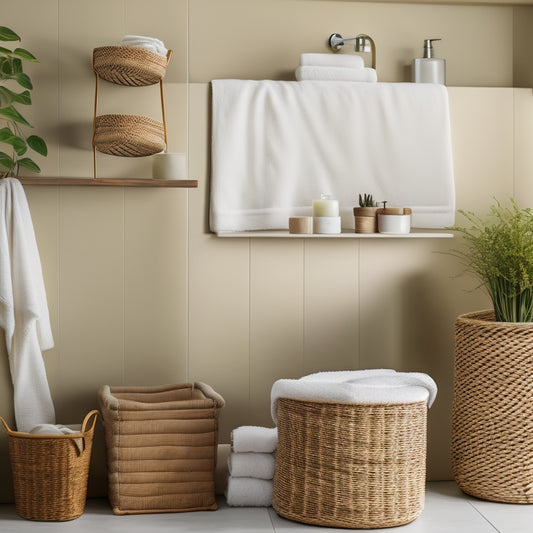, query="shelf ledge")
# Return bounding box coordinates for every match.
[17,177,198,188]
[215,230,453,239]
